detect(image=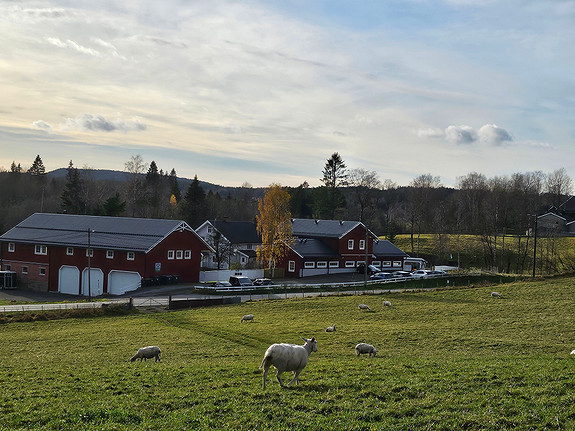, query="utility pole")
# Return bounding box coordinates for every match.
[532,215,538,278]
